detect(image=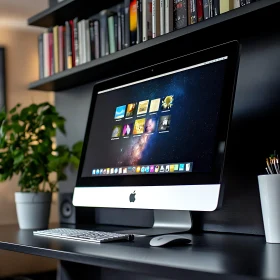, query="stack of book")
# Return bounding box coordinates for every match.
[38,0,257,79]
